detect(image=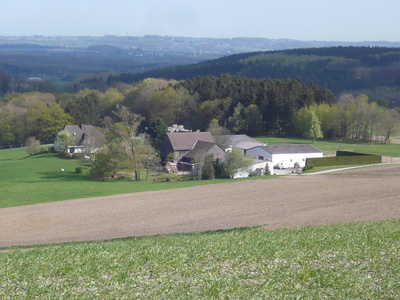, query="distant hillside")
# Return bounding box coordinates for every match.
[108,46,400,104]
